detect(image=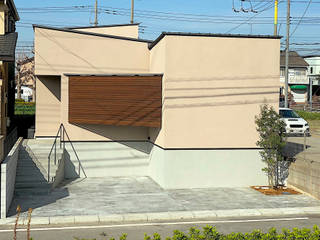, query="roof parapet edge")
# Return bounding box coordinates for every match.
[32,24,152,43]
[148,32,282,50]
